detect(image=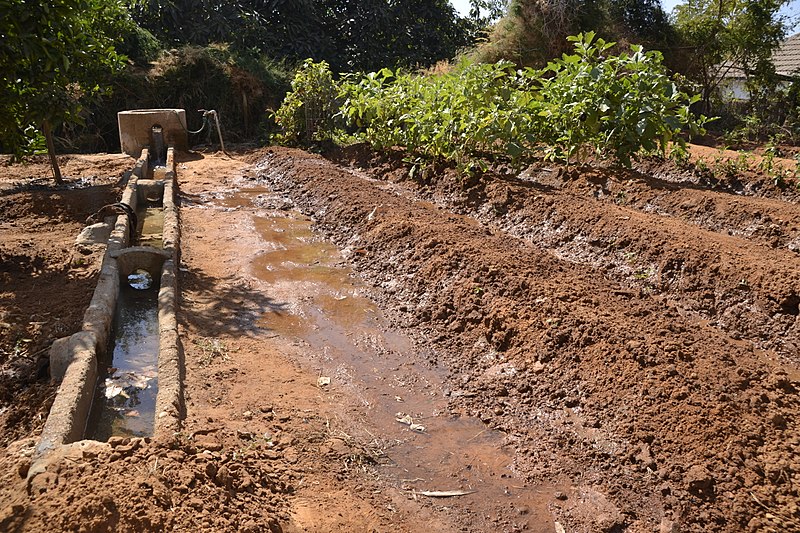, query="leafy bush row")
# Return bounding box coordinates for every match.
[275,33,708,169]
